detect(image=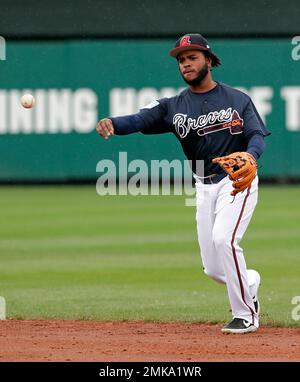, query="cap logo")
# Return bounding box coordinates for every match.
[179,35,191,47]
